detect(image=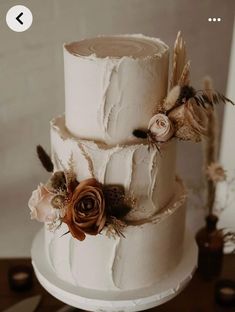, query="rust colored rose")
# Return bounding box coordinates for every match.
[63,178,106,241]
